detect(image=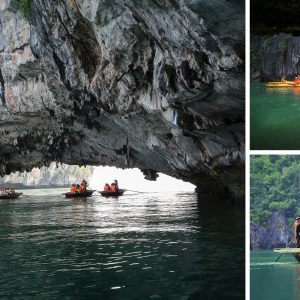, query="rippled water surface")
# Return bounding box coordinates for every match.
[251,83,300,149]
[251,250,300,300]
[0,189,244,299]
